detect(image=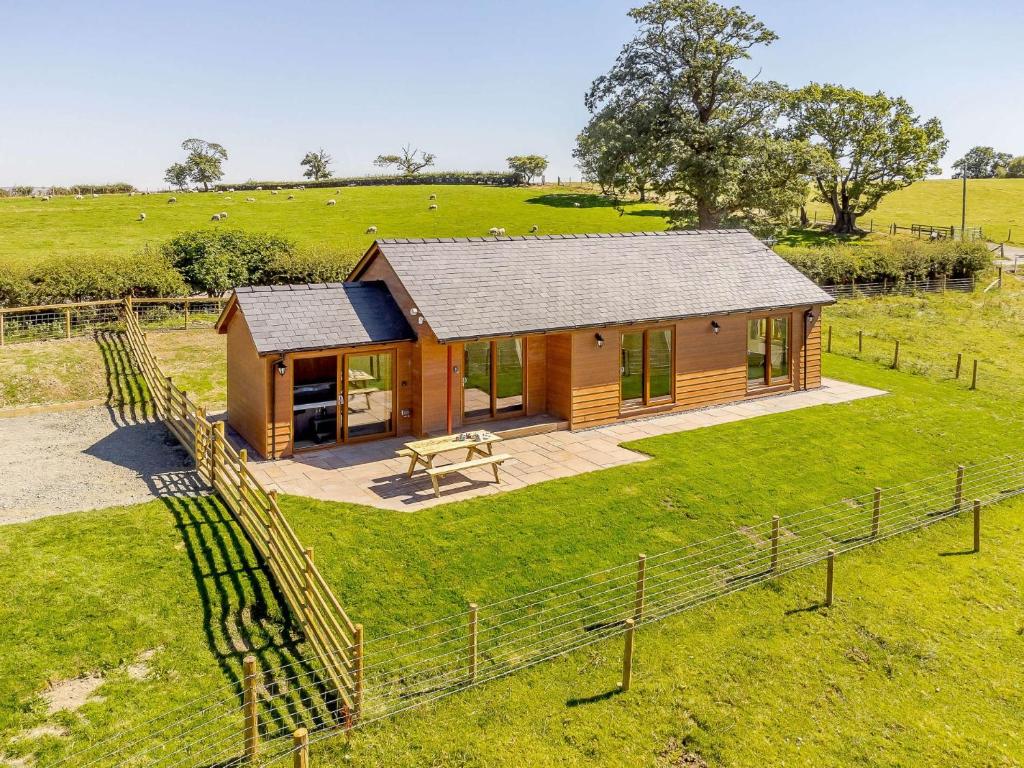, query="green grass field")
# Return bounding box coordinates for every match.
[4,353,1024,767]
[0,184,669,269]
[806,178,1024,243]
